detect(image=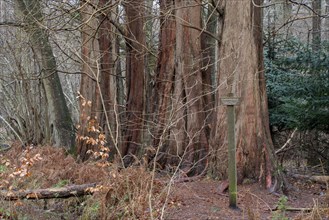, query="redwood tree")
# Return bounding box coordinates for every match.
[210,0,274,188]
[98,0,118,149]
[152,0,176,153]
[121,0,146,165]
[152,0,209,174]
[201,0,220,138]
